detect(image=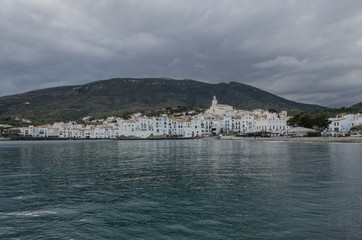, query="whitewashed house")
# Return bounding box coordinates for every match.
[18,96,293,139]
[325,113,362,136]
